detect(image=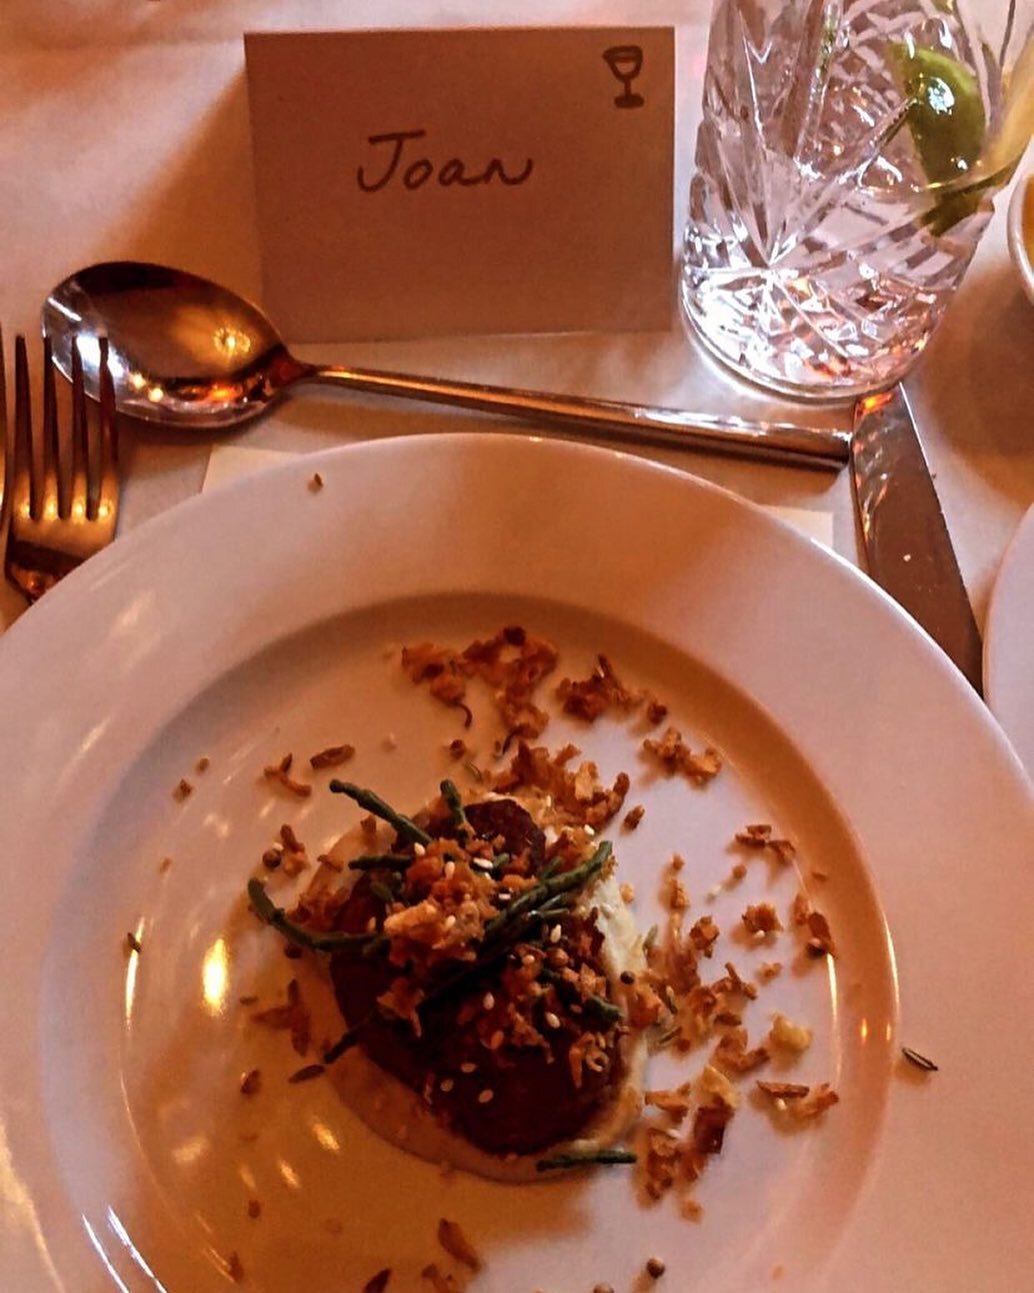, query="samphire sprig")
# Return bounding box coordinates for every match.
[247,877,377,952]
